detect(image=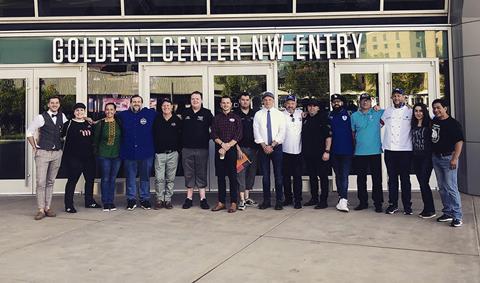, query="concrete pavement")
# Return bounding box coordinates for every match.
[0,192,478,283]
